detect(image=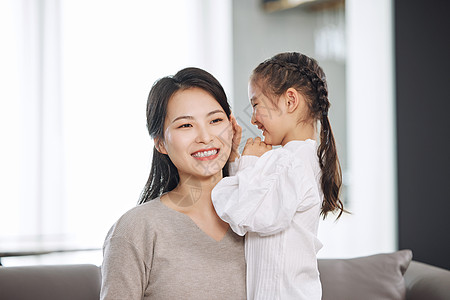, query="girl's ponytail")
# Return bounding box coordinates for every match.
[317,109,344,219]
[313,74,344,219]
